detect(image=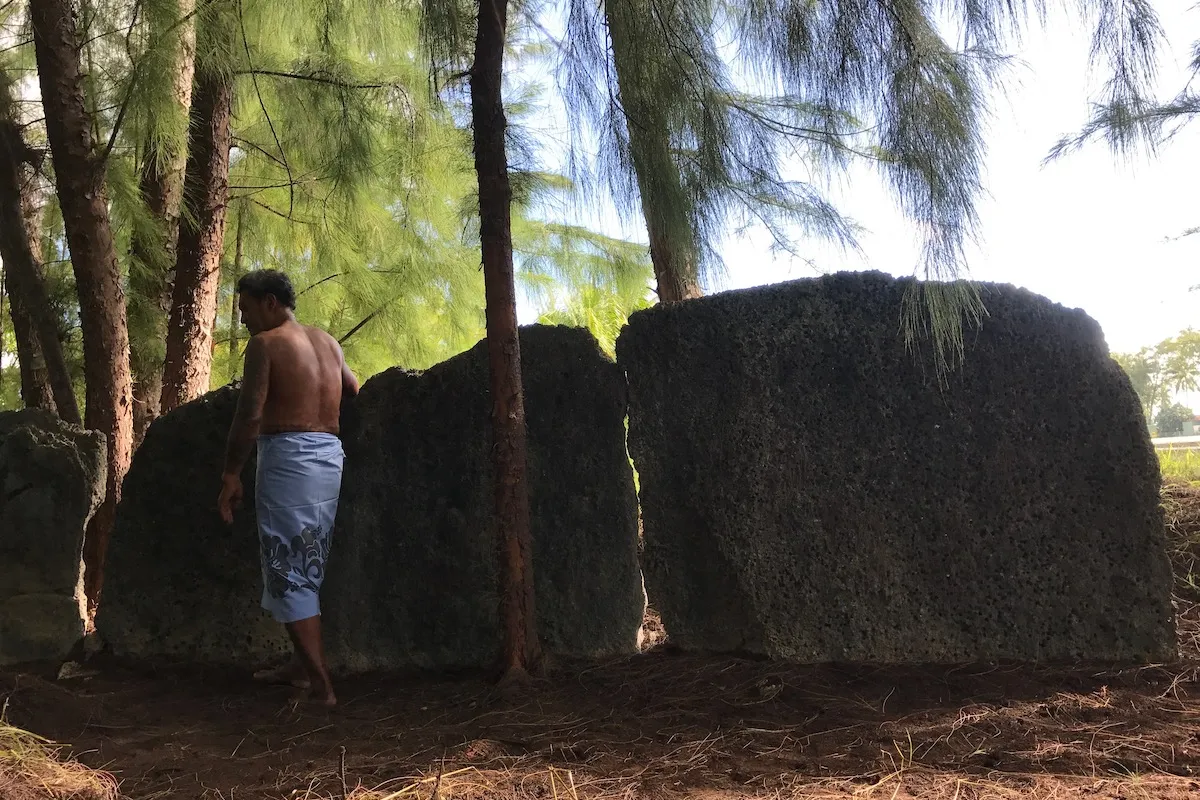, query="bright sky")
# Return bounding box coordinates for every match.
[520,1,1200,357]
